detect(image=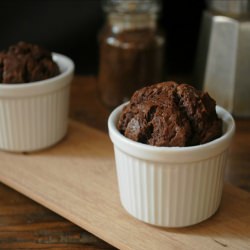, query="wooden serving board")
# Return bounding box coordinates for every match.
[0,120,249,250]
